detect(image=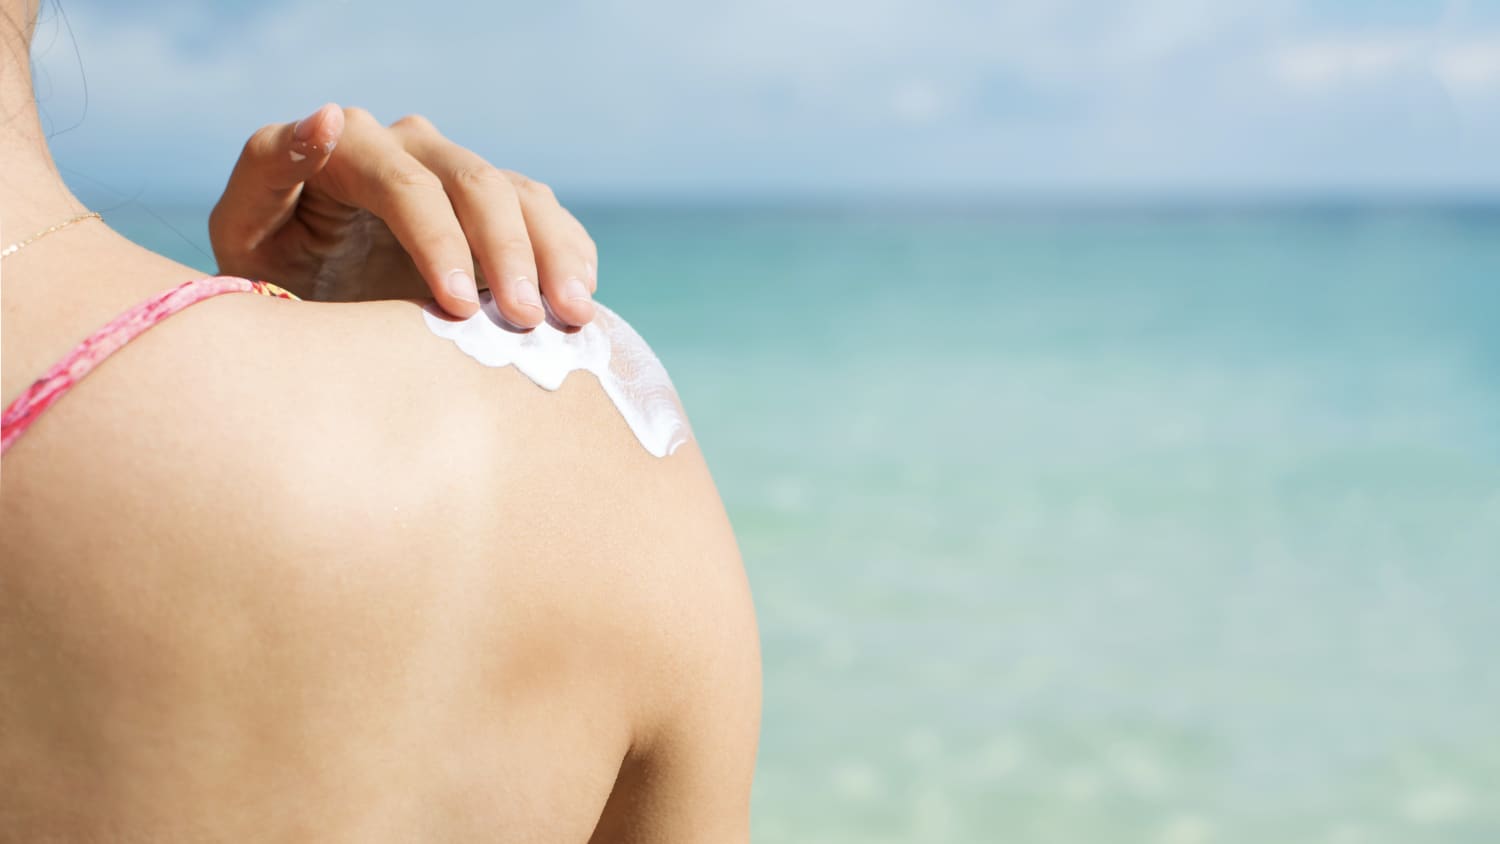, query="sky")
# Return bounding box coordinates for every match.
[27,0,1500,201]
